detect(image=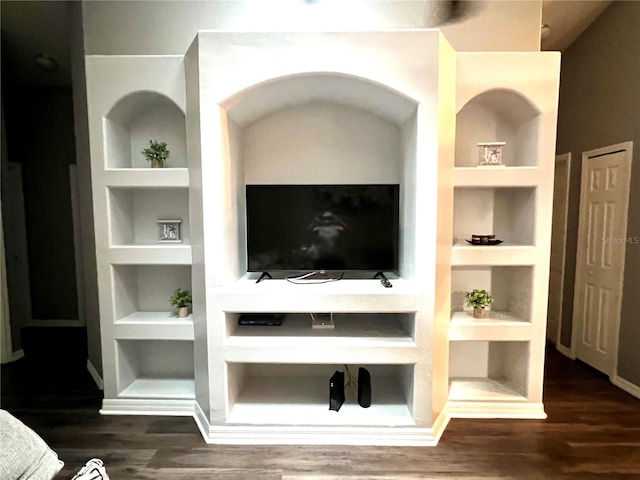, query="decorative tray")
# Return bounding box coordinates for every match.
[465,239,504,246]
